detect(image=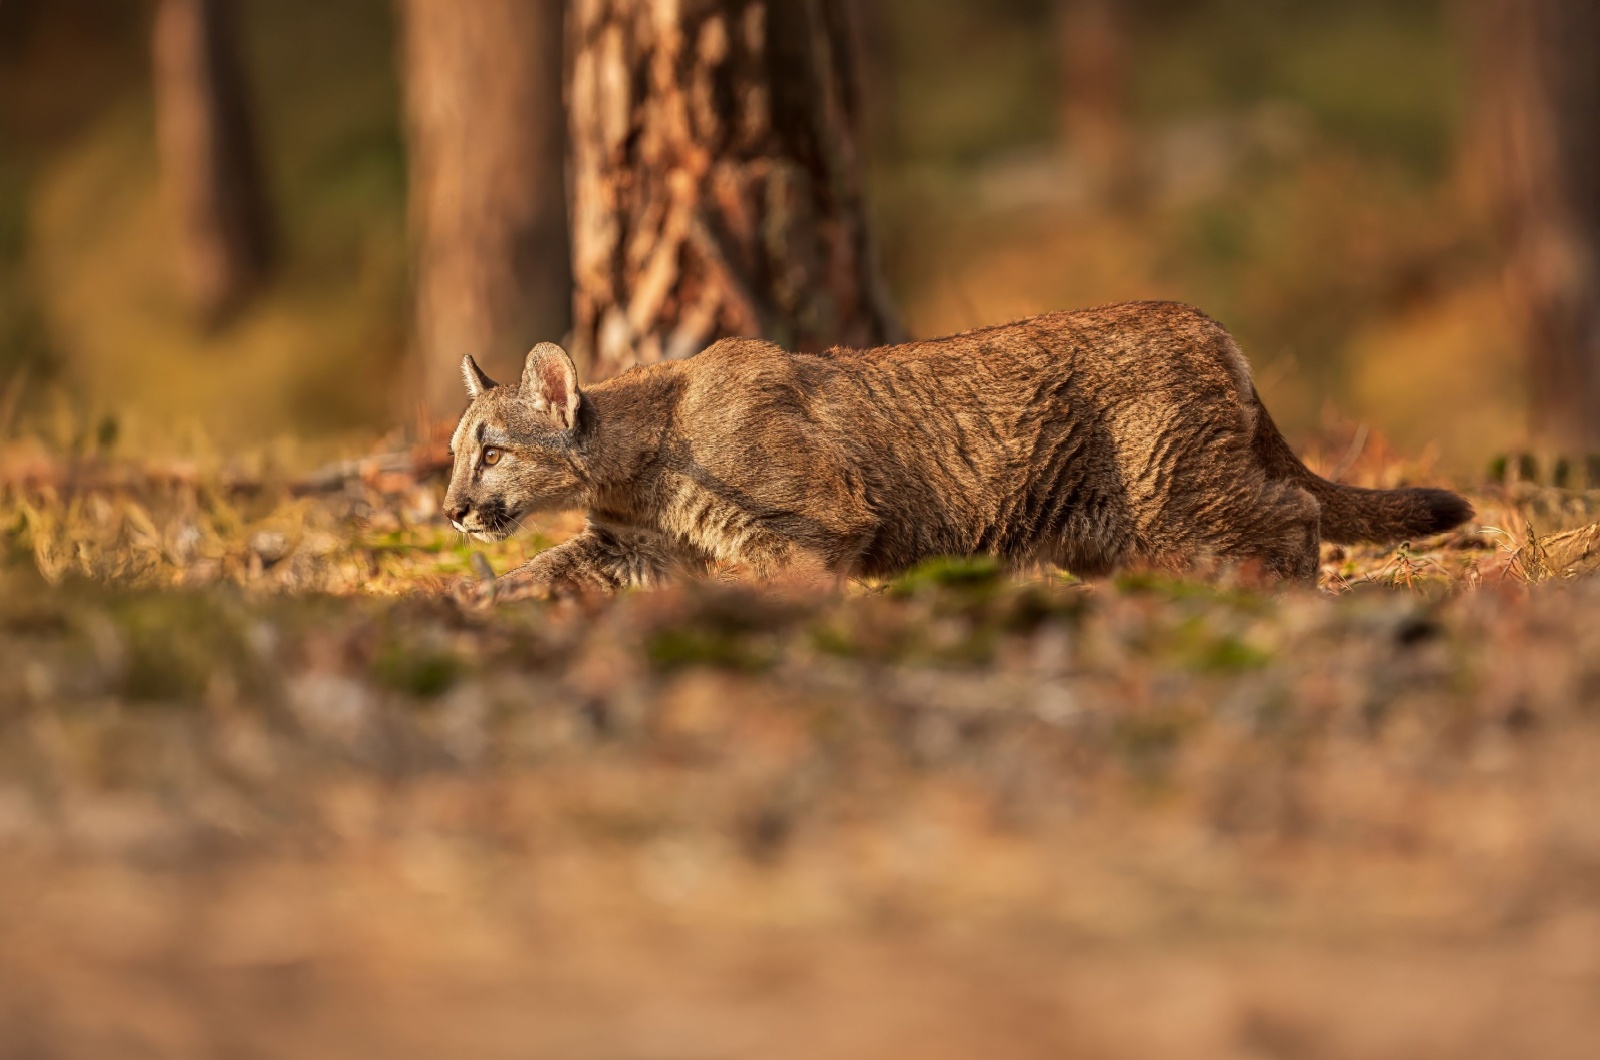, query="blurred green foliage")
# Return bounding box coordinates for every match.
[1133,0,1462,175]
[0,0,1504,462]
[880,0,1462,176]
